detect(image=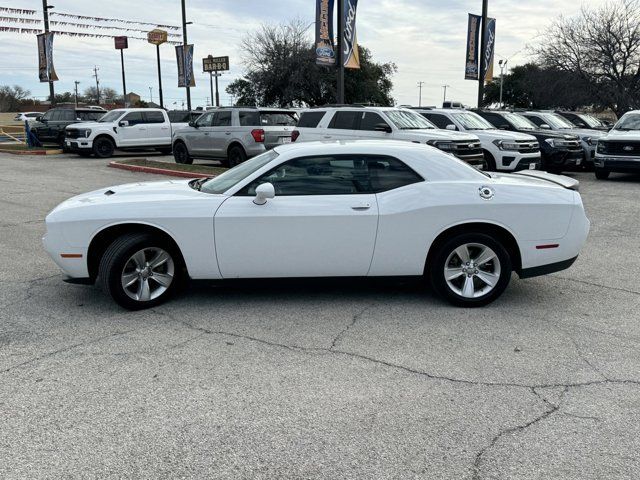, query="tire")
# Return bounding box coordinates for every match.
[227,145,247,167]
[595,168,610,180]
[483,150,497,172]
[173,142,193,165]
[429,232,512,308]
[98,233,184,310]
[93,137,115,158]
